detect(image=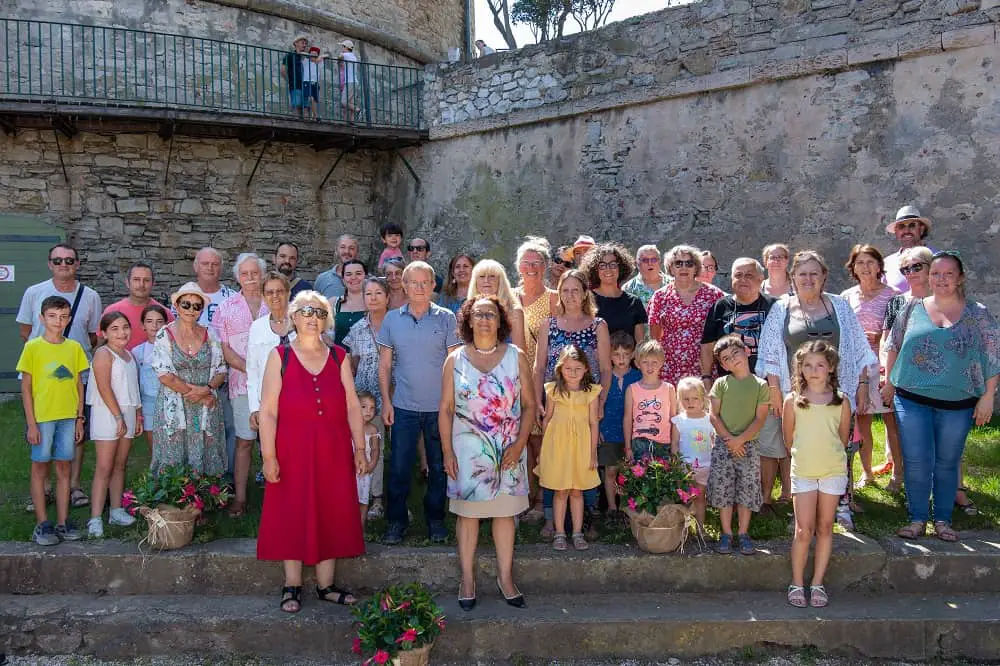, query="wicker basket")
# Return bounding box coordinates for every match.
[626,504,691,553]
[139,504,200,550]
[392,642,434,666]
